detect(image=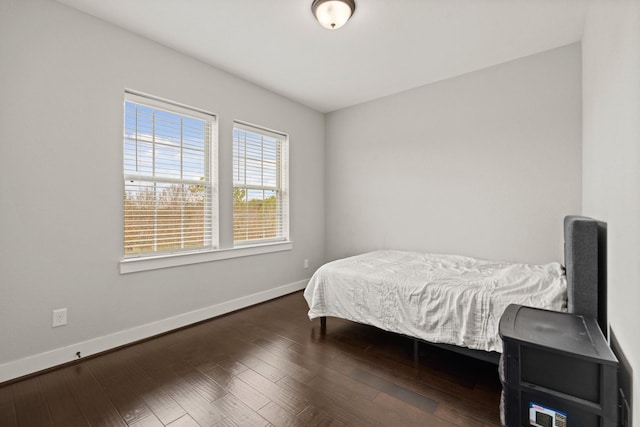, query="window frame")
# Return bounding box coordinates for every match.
[232,121,290,247]
[119,92,293,274]
[122,90,218,261]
